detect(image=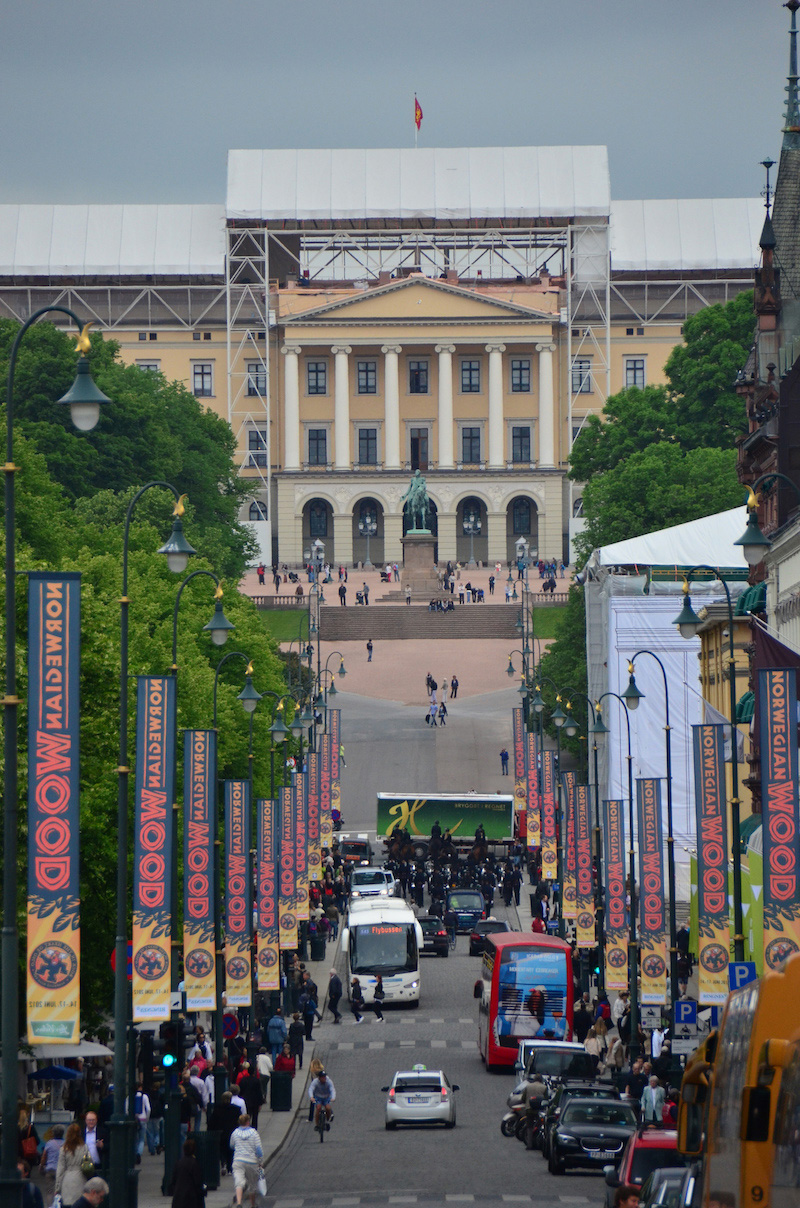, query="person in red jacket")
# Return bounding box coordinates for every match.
[274,1043,296,1078]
